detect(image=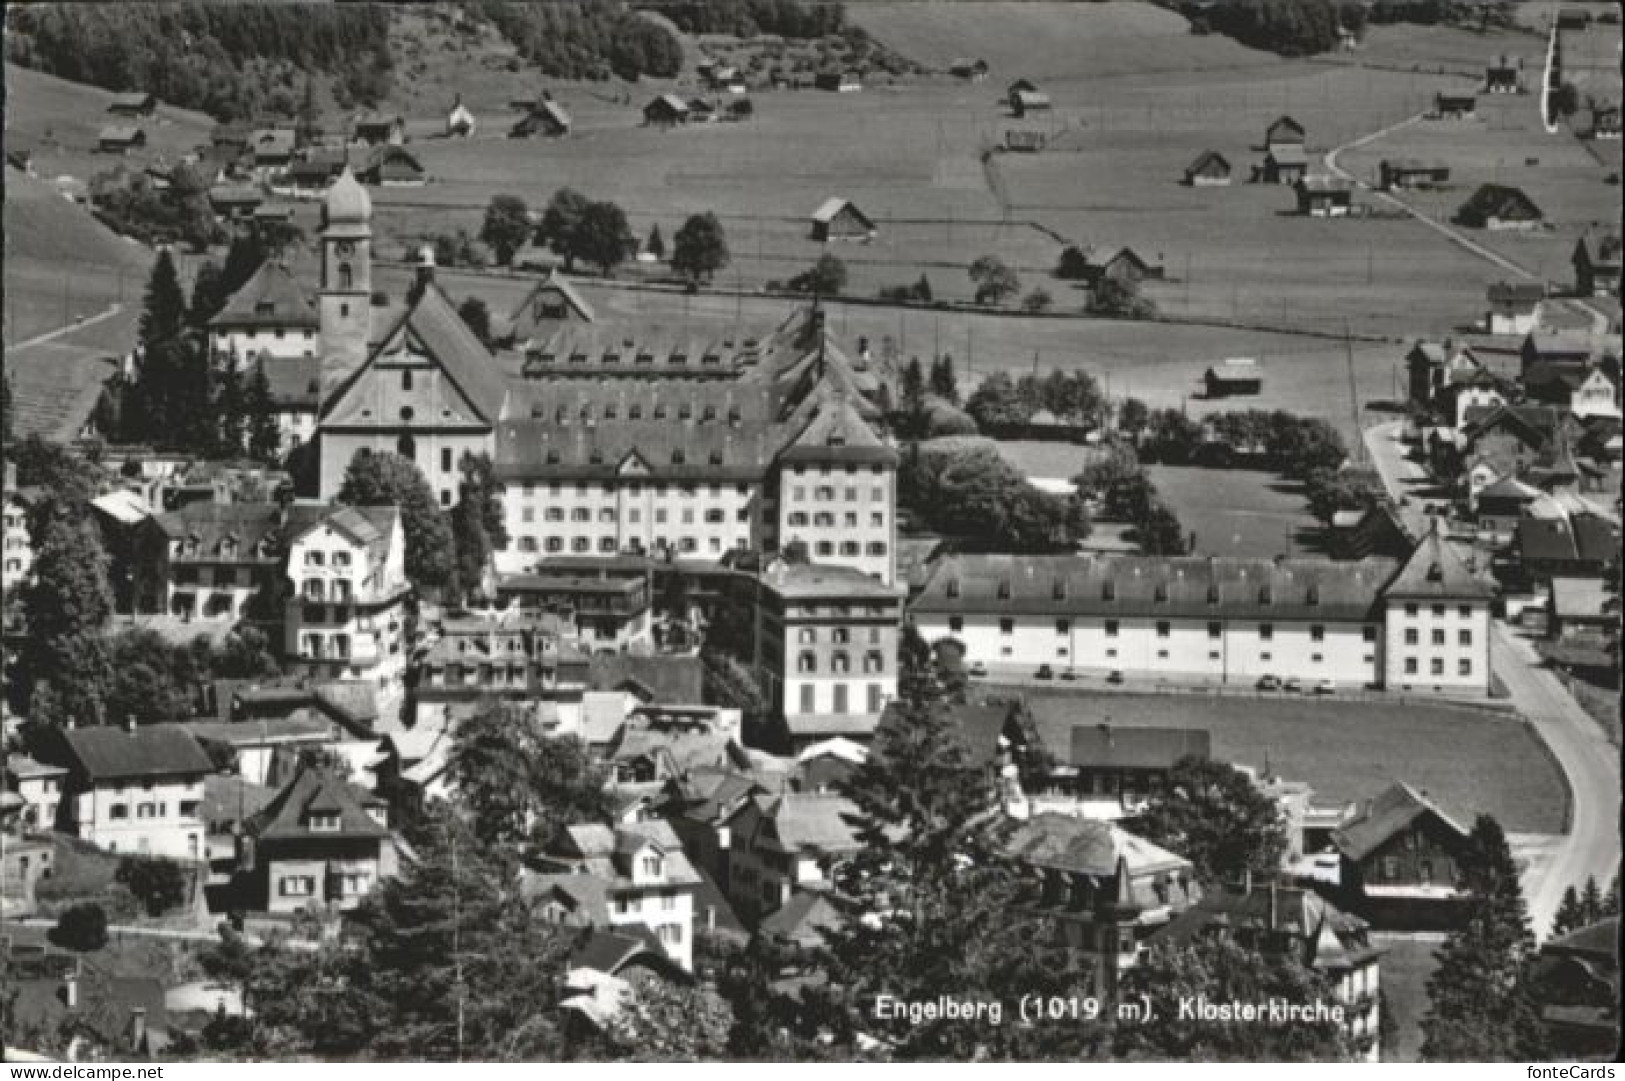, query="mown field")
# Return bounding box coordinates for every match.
[1145,464,1320,558]
[1020,690,1569,833]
